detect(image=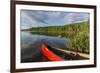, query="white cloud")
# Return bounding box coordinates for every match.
[21,10,89,29]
